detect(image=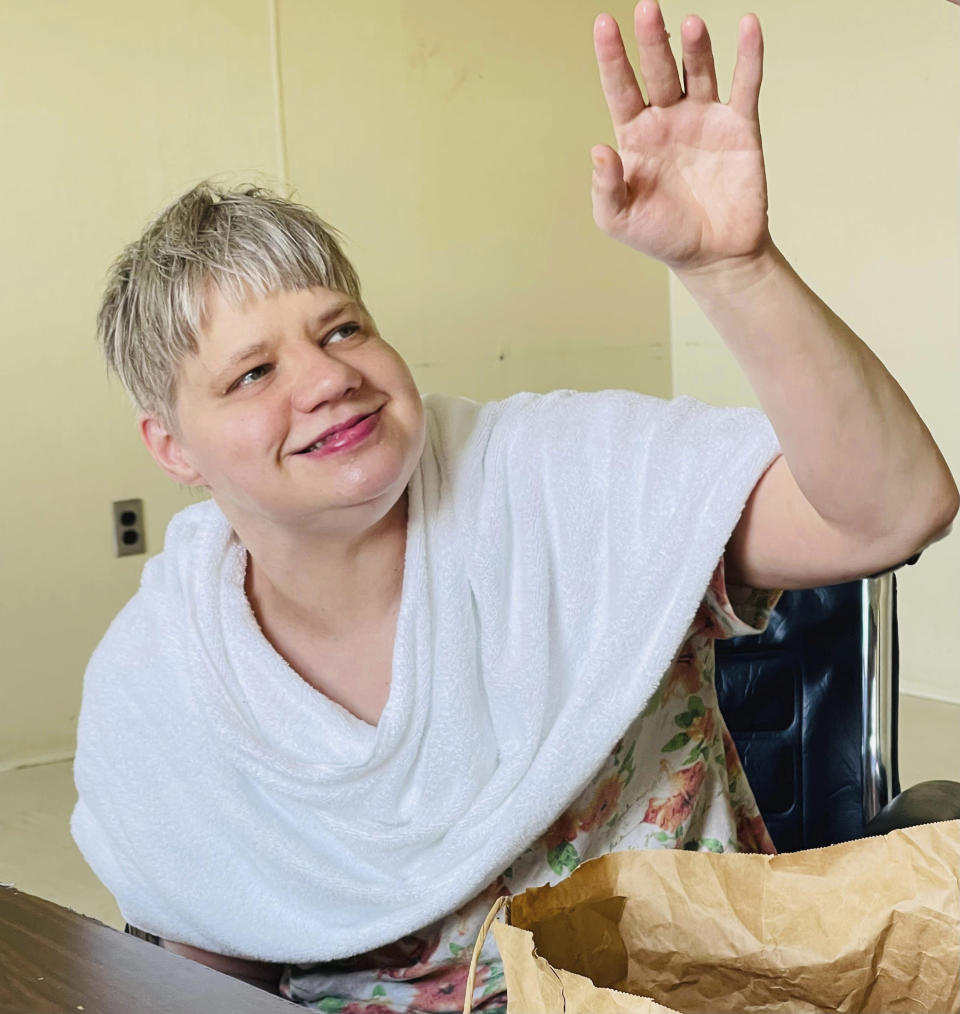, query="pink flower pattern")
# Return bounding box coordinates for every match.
[642,759,707,832]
